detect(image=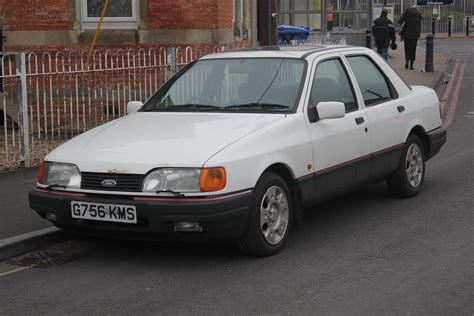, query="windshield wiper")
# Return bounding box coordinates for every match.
[168,104,222,111]
[155,189,185,197]
[224,103,290,110]
[142,104,221,112]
